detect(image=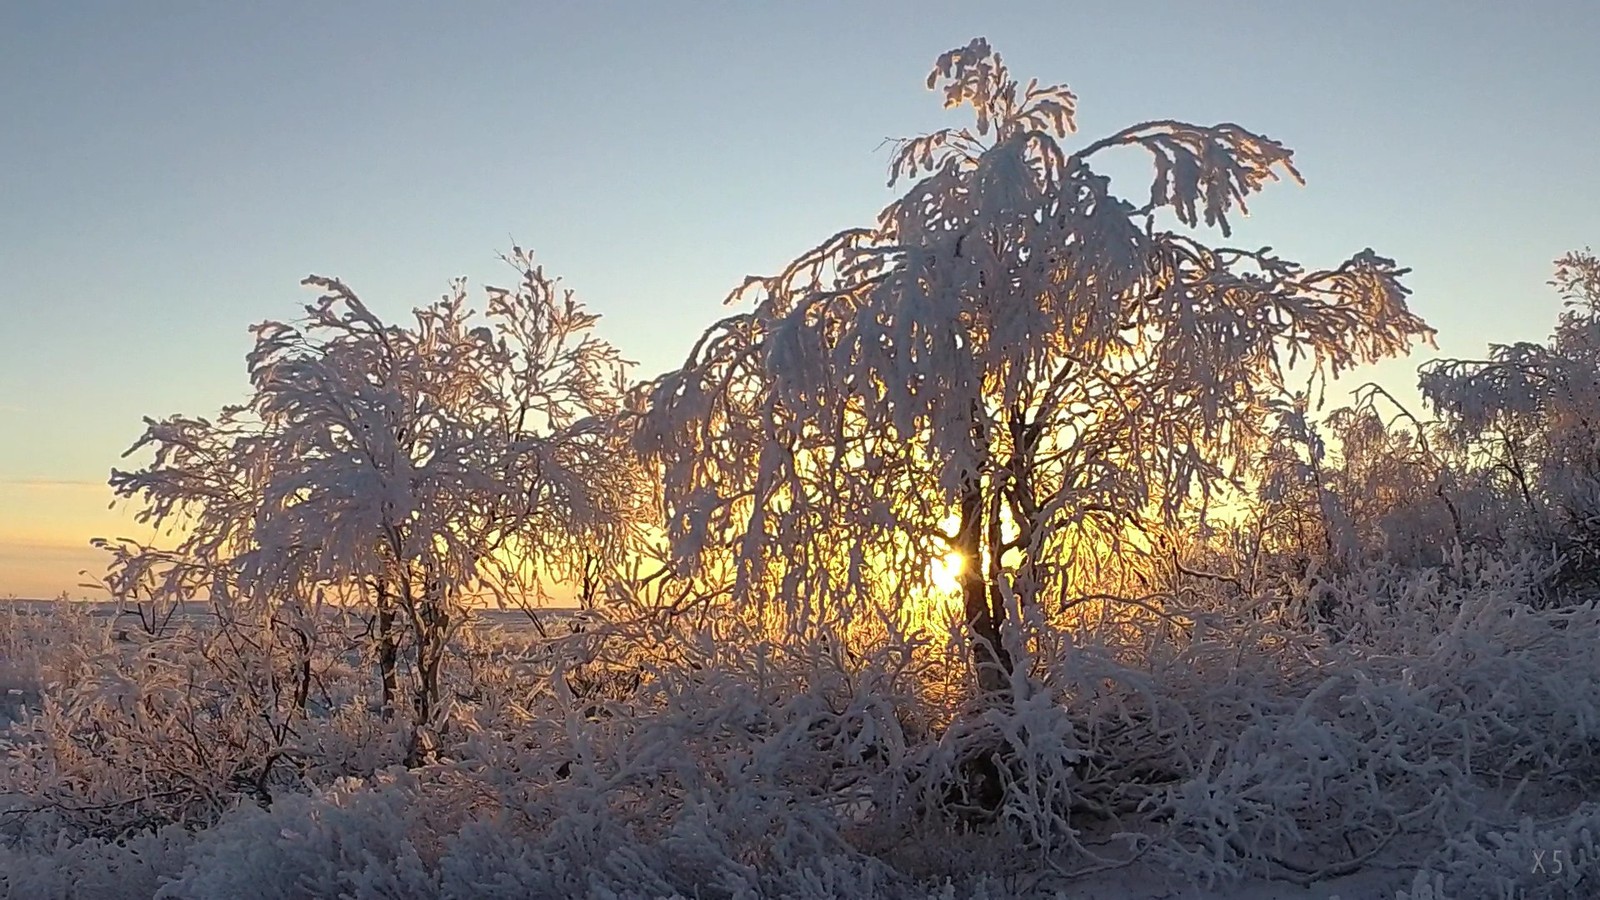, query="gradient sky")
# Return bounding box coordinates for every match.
[2,2,1597,598]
